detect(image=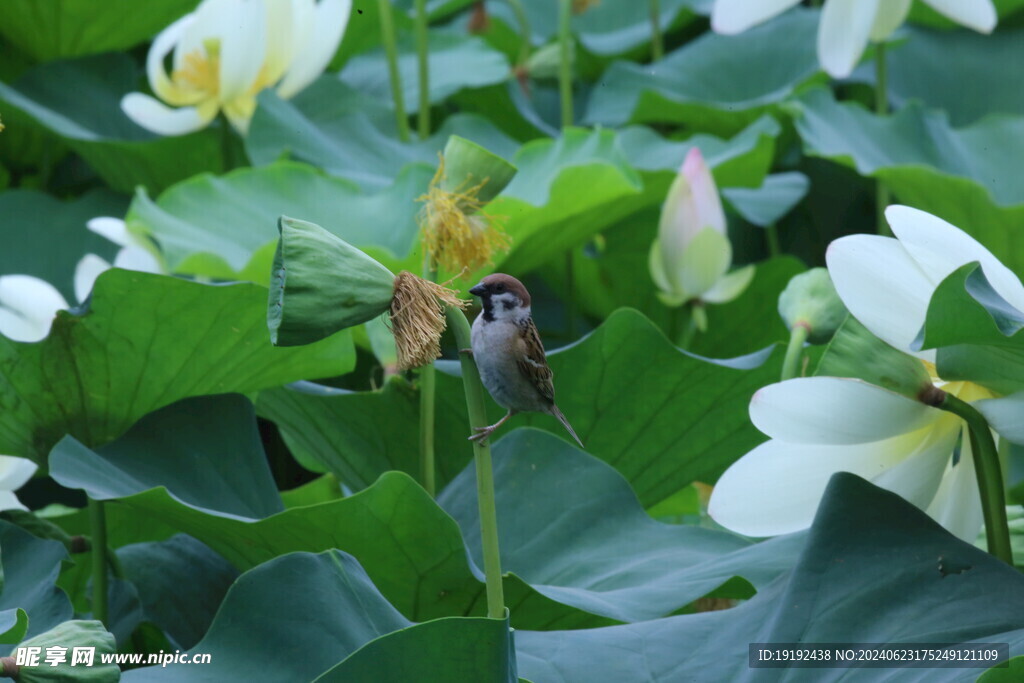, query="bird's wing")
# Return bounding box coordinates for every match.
[515,317,555,403]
